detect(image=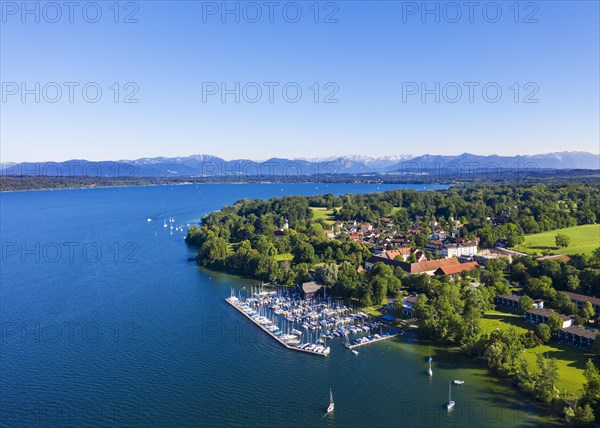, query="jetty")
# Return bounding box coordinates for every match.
[346,332,401,349]
[225,297,330,357]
